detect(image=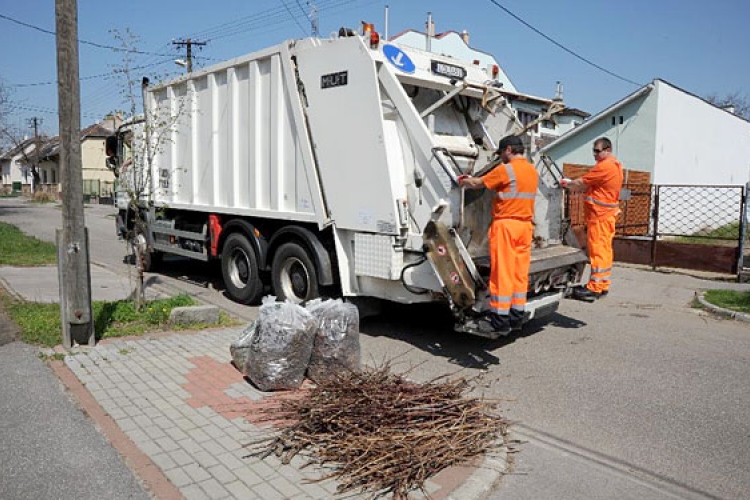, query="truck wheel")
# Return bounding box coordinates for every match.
[131,229,162,272]
[272,242,319,304]
[222,233,264,305]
